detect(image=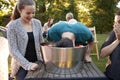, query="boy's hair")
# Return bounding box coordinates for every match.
[55,38,73,47]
